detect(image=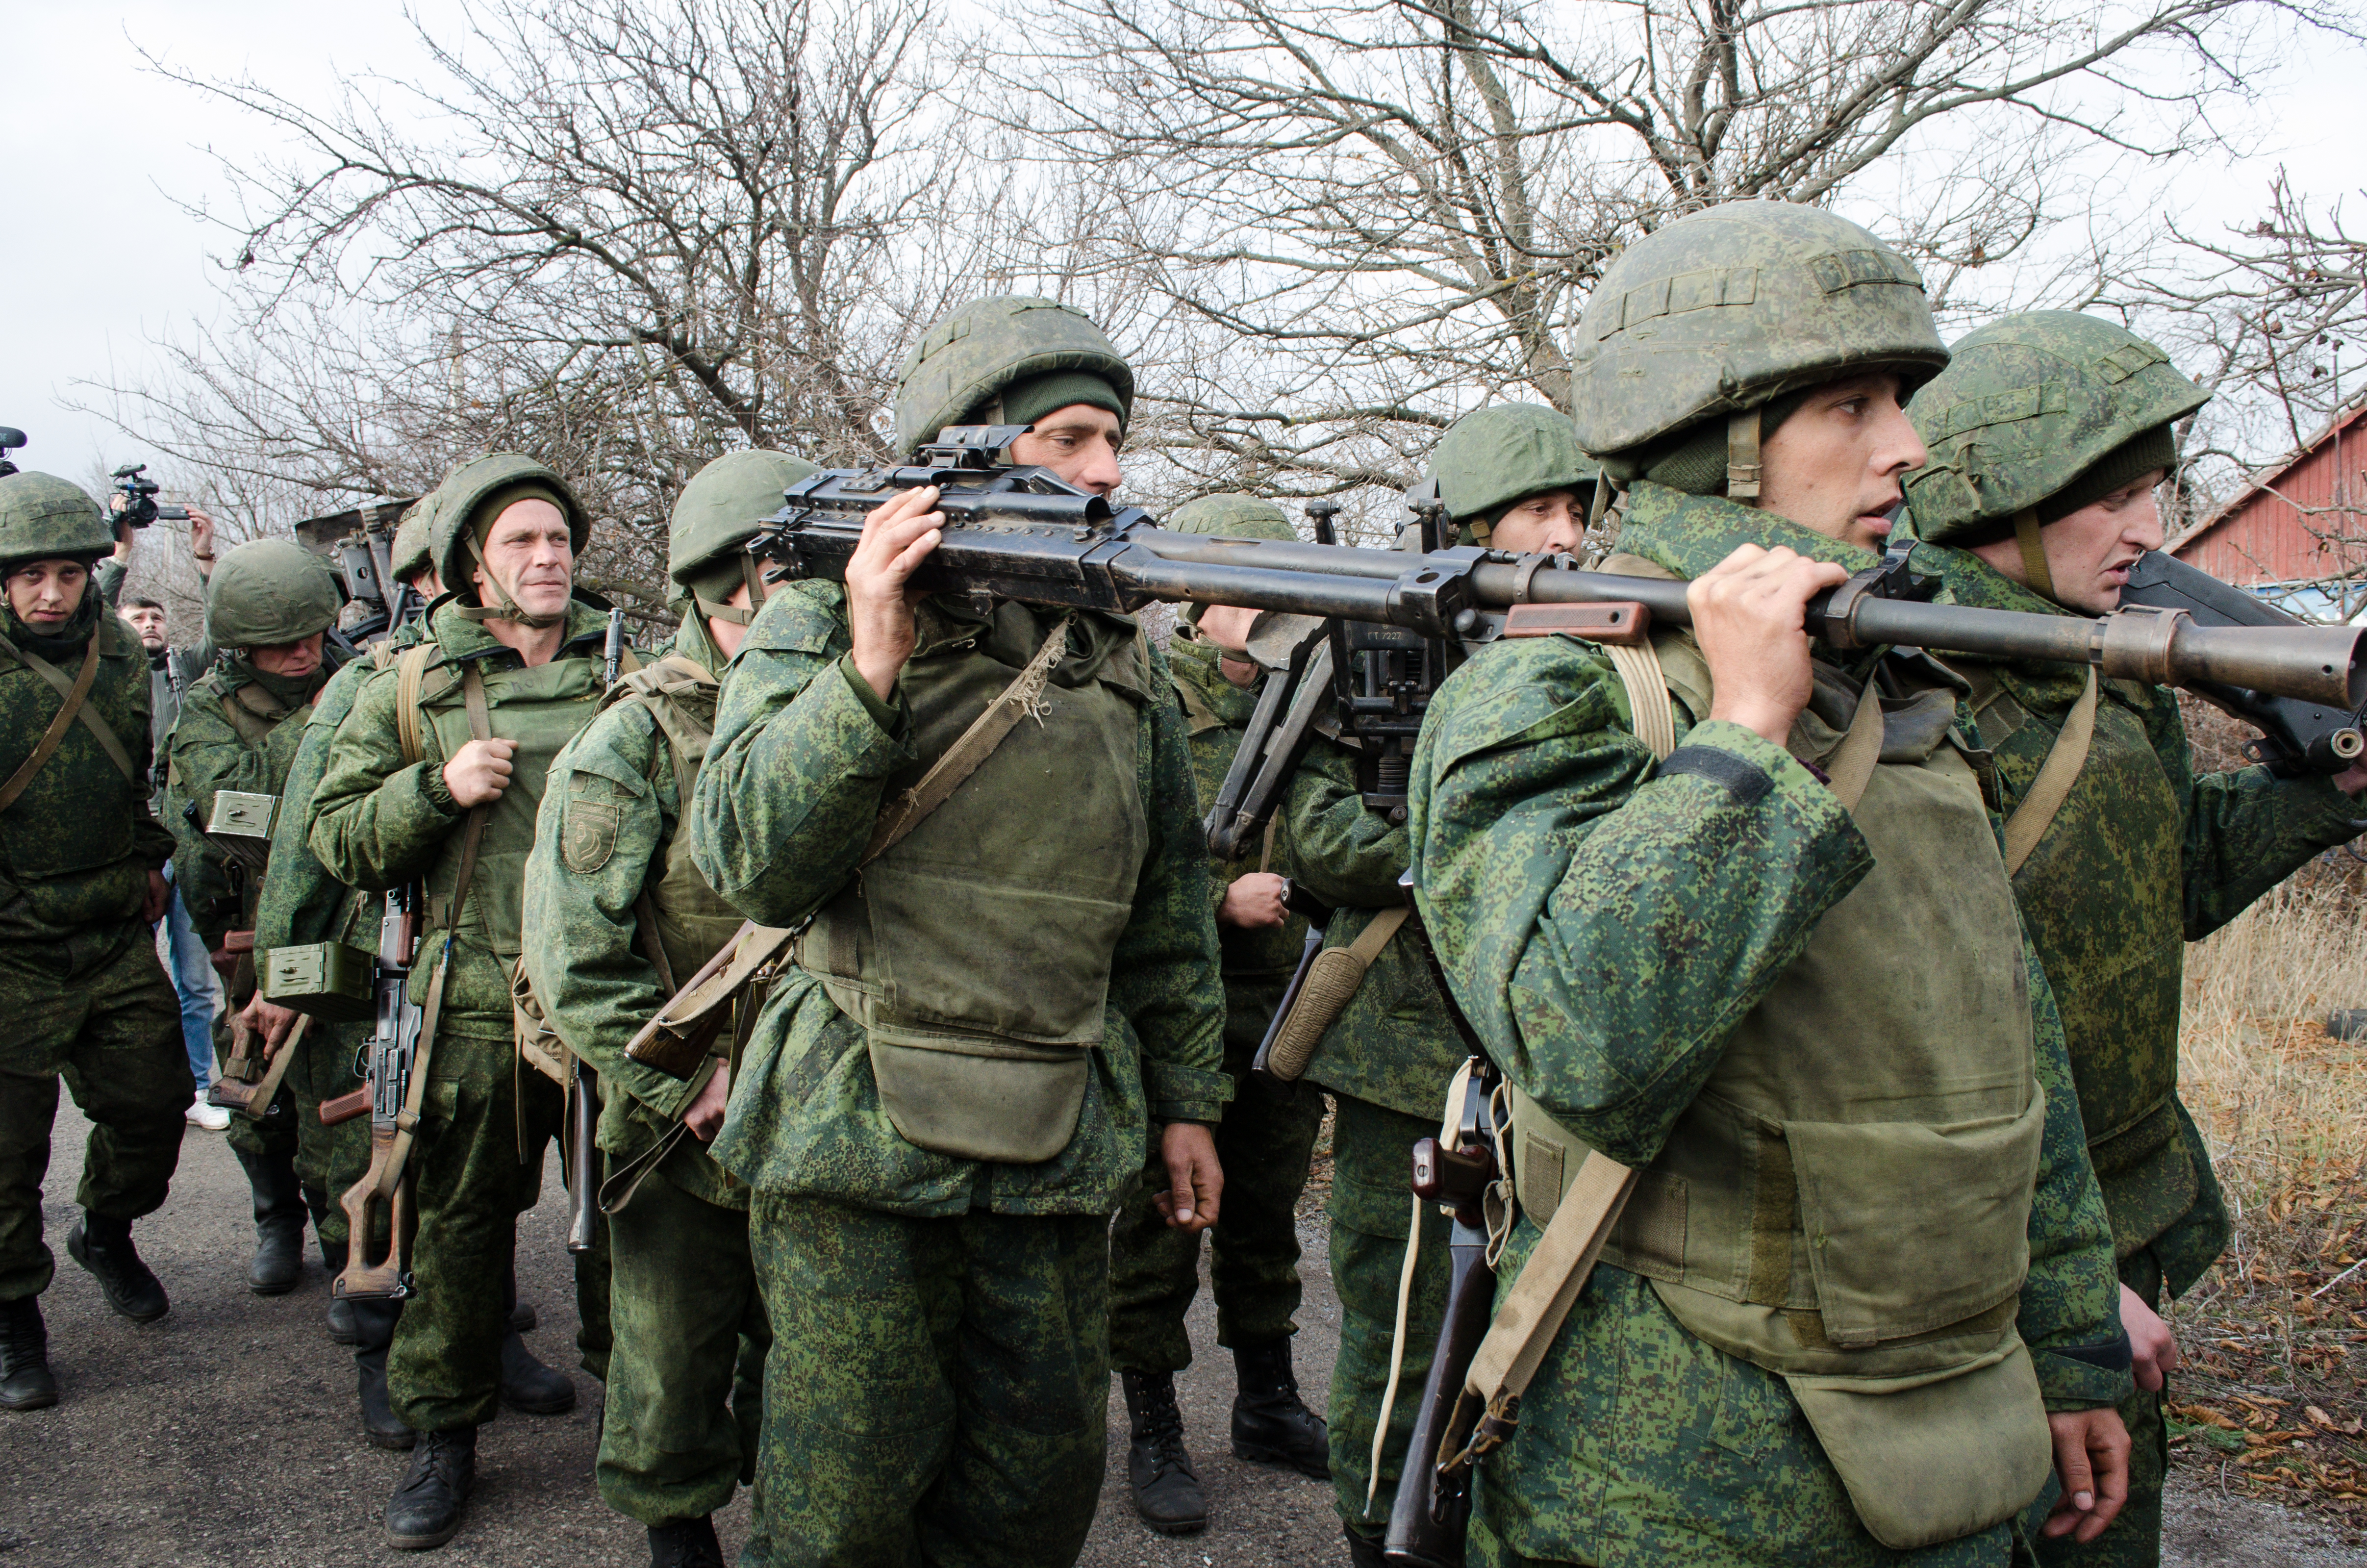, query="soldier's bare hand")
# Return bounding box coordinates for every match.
[2041,1408,2131,1543]
[1689,544,1848,746]
[443,737,516,807]
[1219,872,1289,929]
[685,1060,731,1142]
[241,995,302,1056]
[2122,1283,2180,1393]
[846,485,945,702]
[1154,1122,1223,1234]
[143,869,170,925]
